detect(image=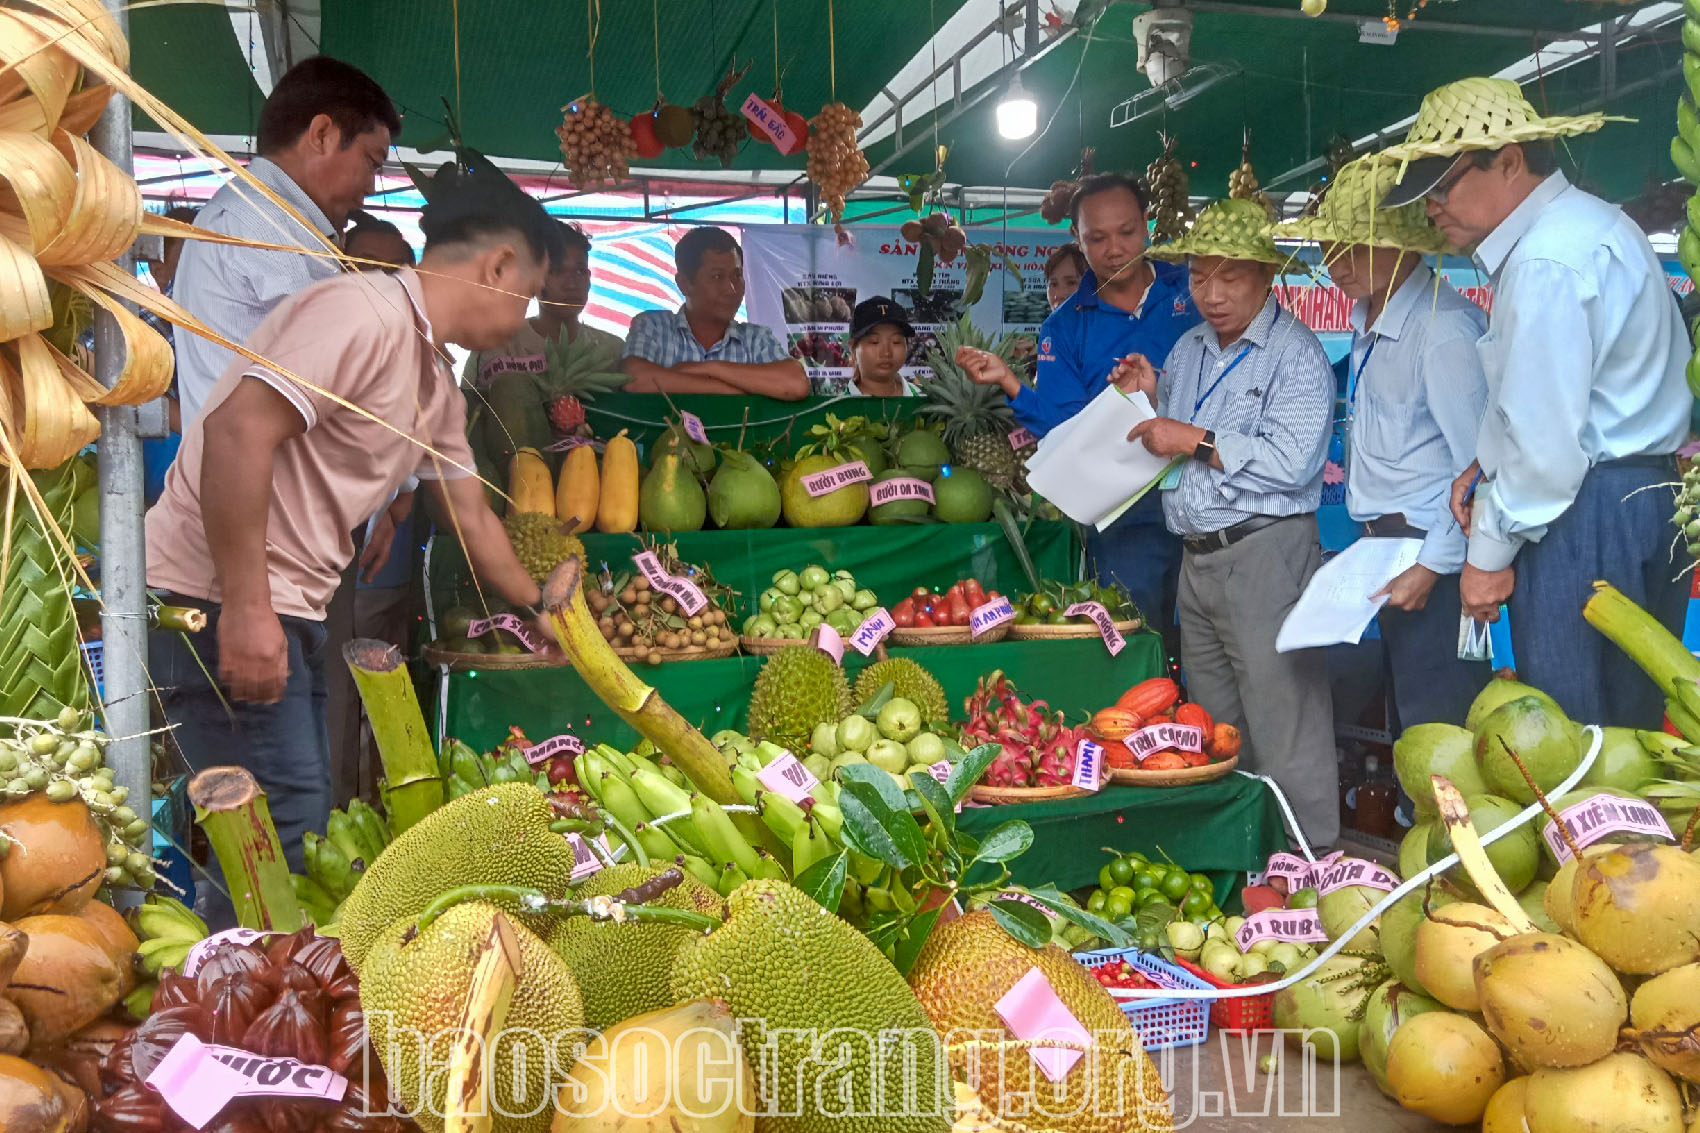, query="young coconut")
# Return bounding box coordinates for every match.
[1380,886,1455,998]
[1385,1011,1505,1126]
[1480,1076,1530,1133]
[1413,902,1516,1011]
[0,1054,69,1131]
[6,915,122,1049]
[1523,1052,1683,1133]
[1271,954,1387,1062]
[1630,962,1700,1083]
[1473,933,1628,1069]
[0,998,24,1057]
[1356,980,1444,1097]
[1317,881,1383,953]
[0,795,105,920]
[1571,844,1700,974]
